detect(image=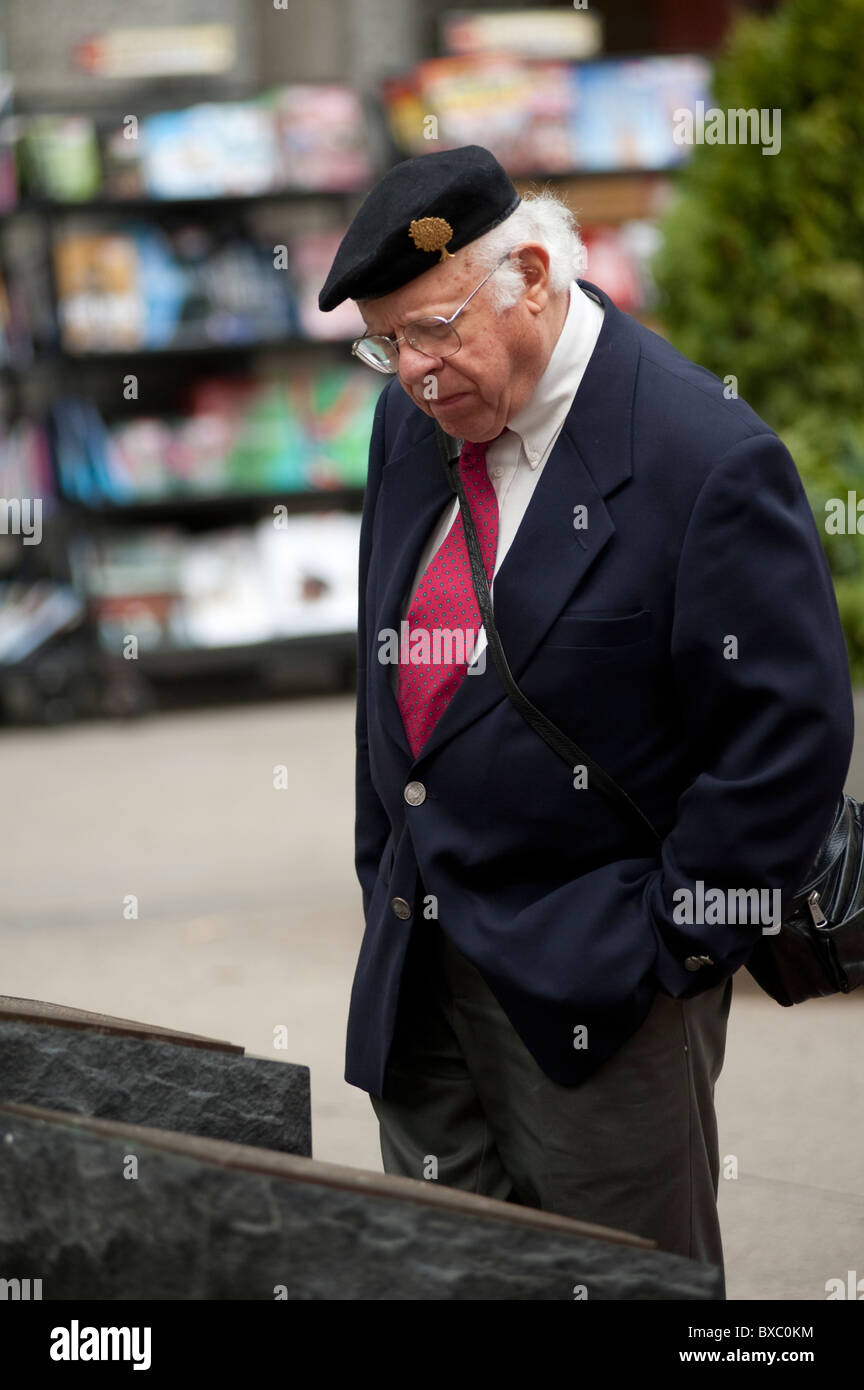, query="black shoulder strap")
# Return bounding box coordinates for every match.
[433,421,662,850]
